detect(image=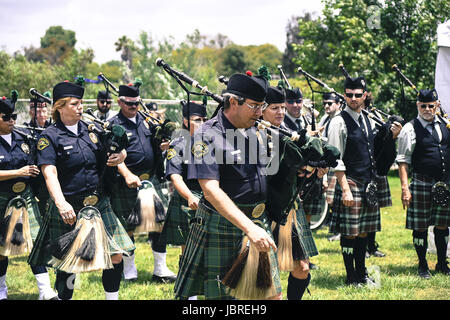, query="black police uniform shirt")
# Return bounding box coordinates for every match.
[165,135,201,192]
[0,131,32,193]
[187,109,267,205]
[37,120,103,196]
[109,111,155,173]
